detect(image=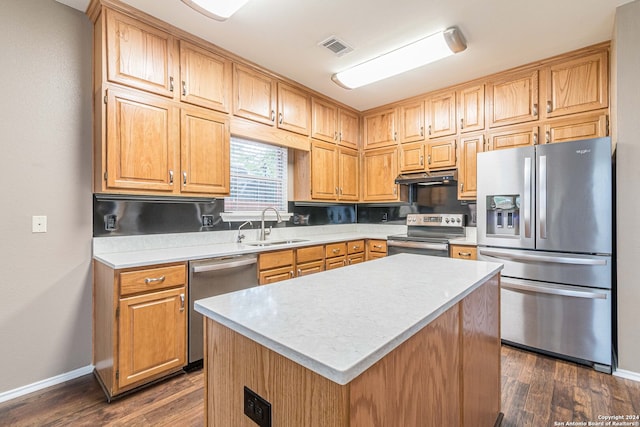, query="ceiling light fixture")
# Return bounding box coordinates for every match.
[331,26,467,90]
[181,0,251,21]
